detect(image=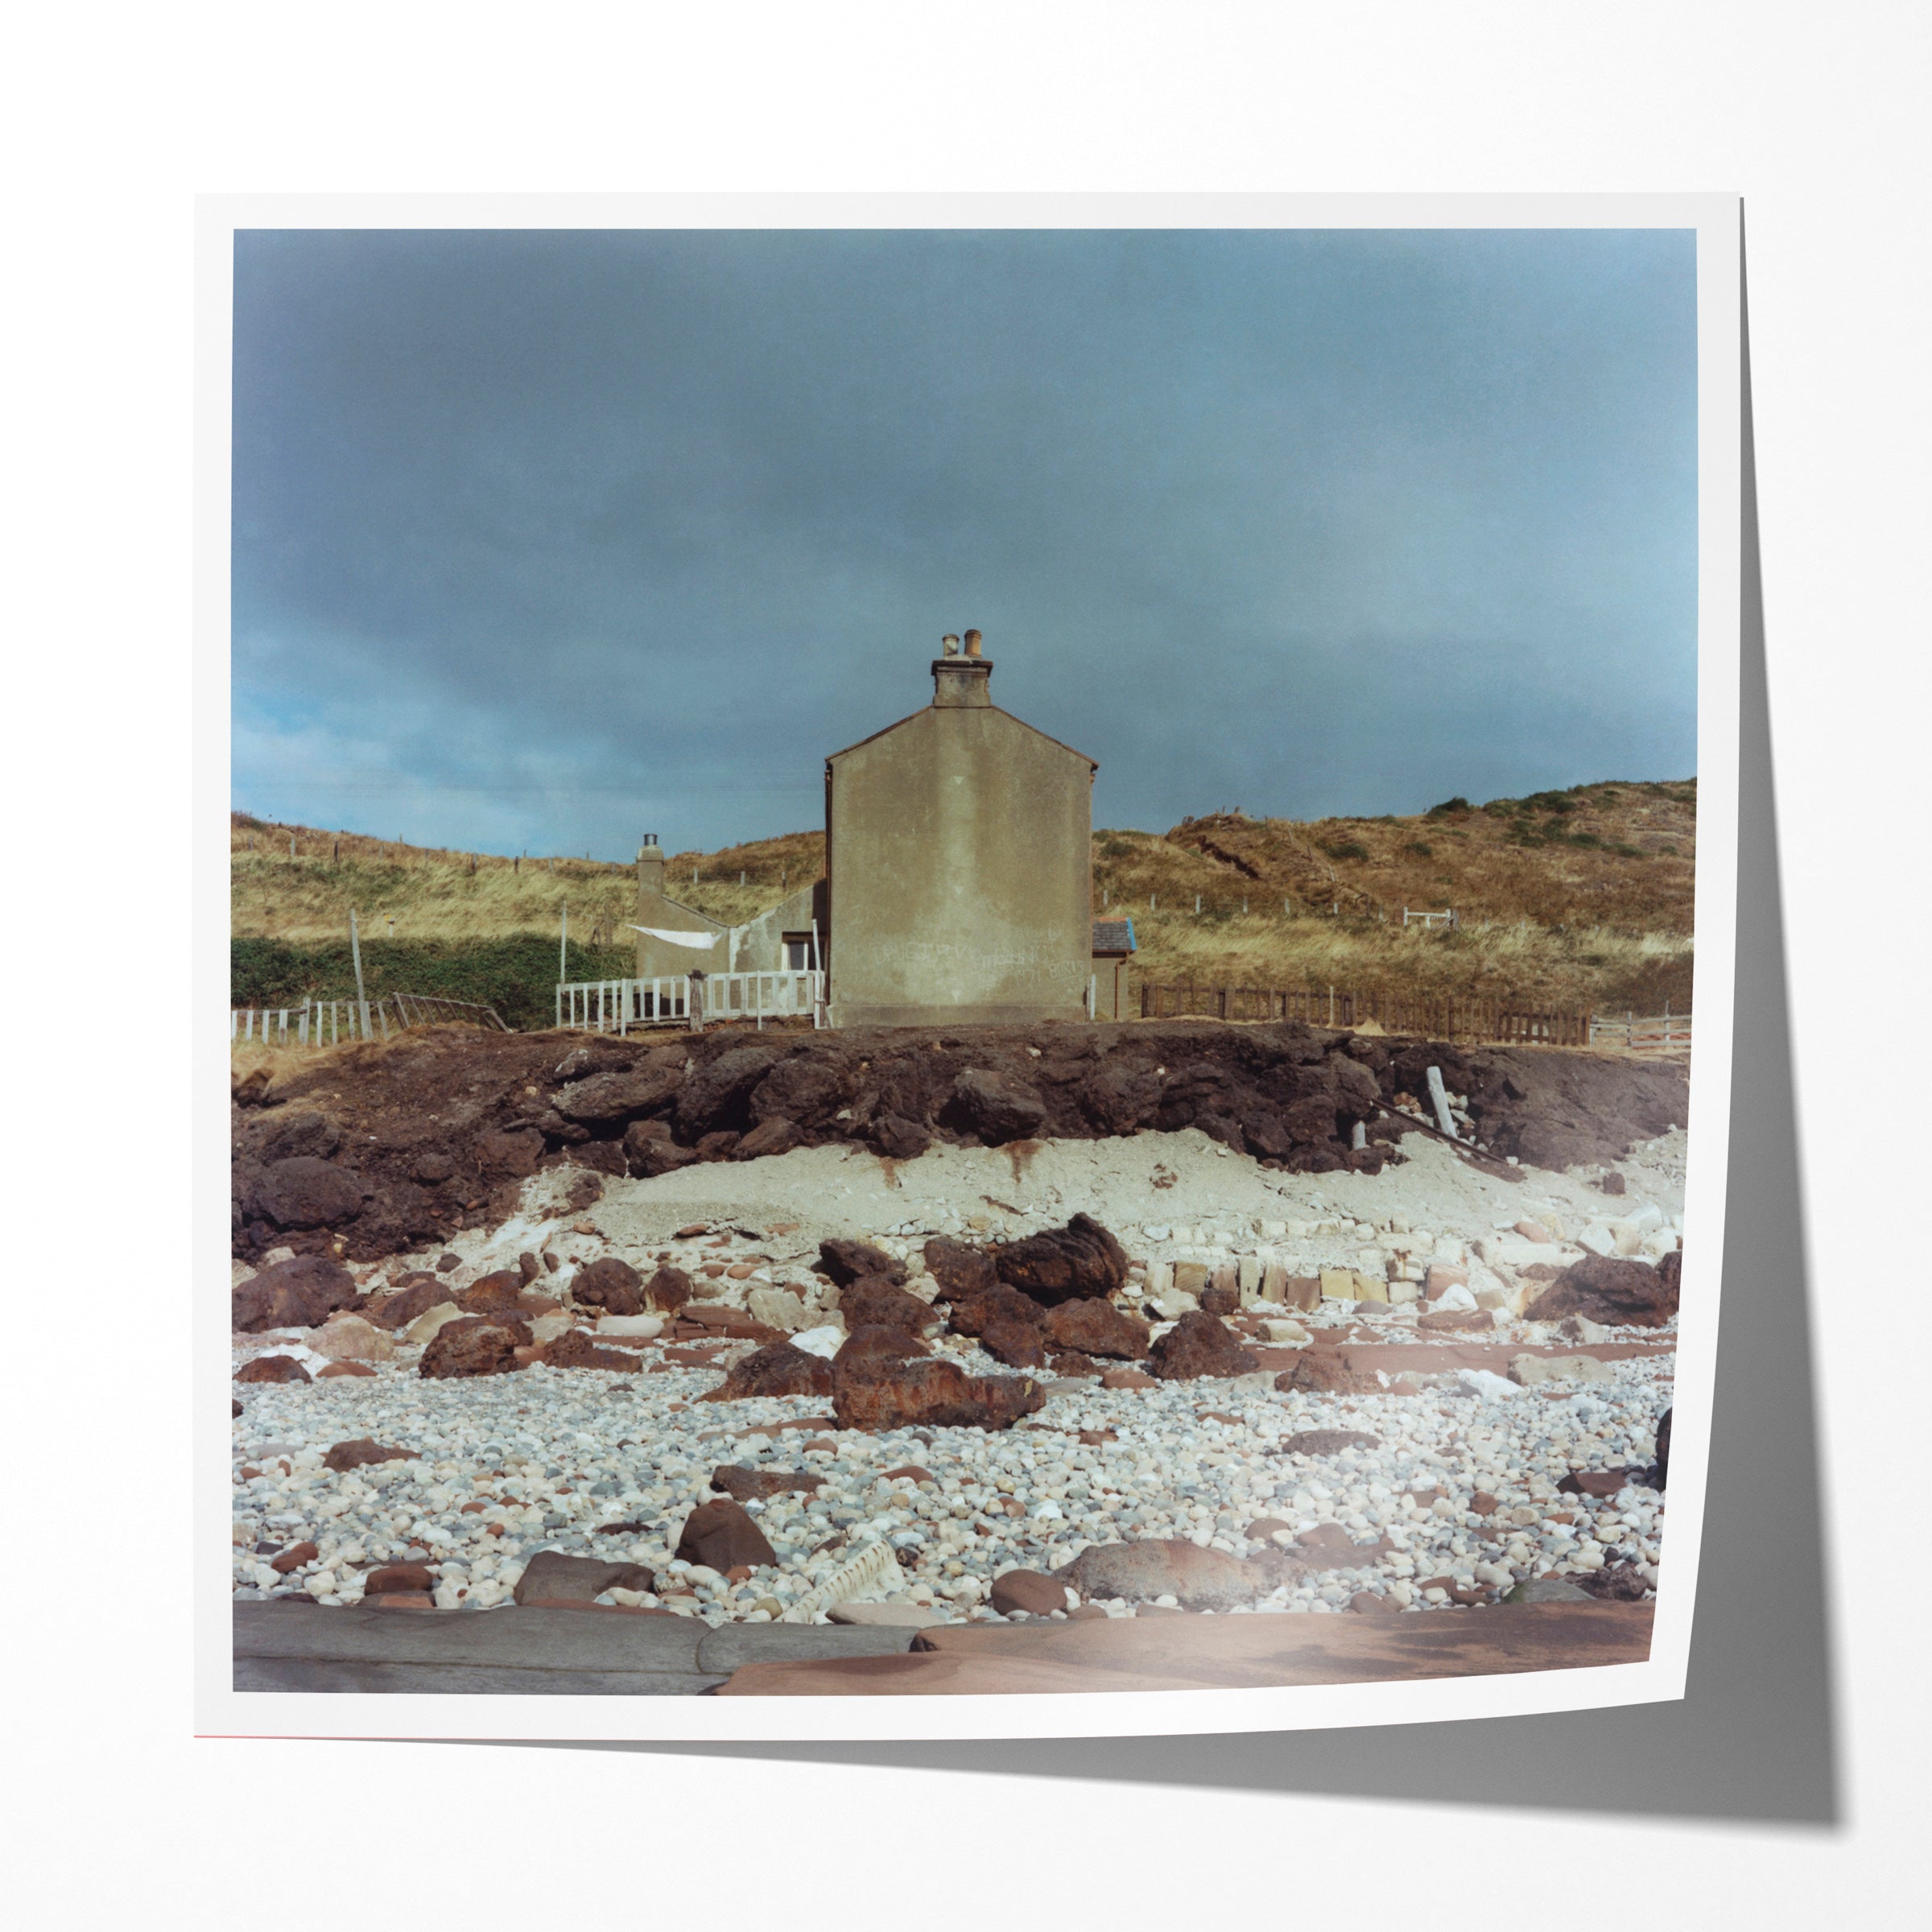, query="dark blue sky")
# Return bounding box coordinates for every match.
[231,226,1697,858]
